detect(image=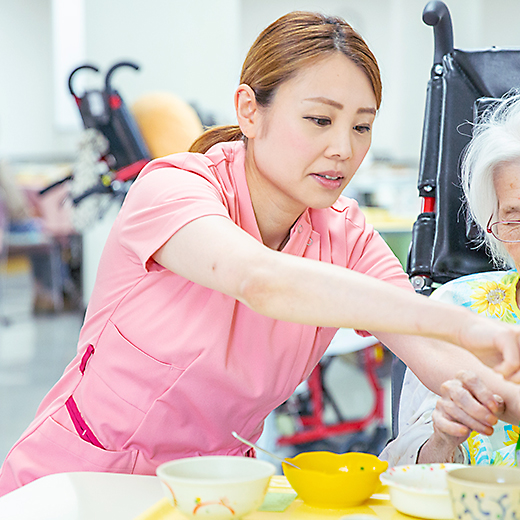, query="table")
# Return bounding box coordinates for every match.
[0,472,163,520]
[0,472,426,520]
[362,207,414,269]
